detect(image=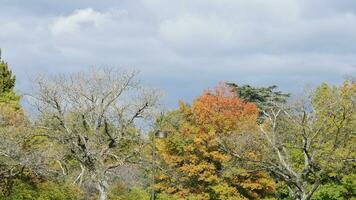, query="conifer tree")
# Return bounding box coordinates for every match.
[0,49,21,125]
[0,49,16,94]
